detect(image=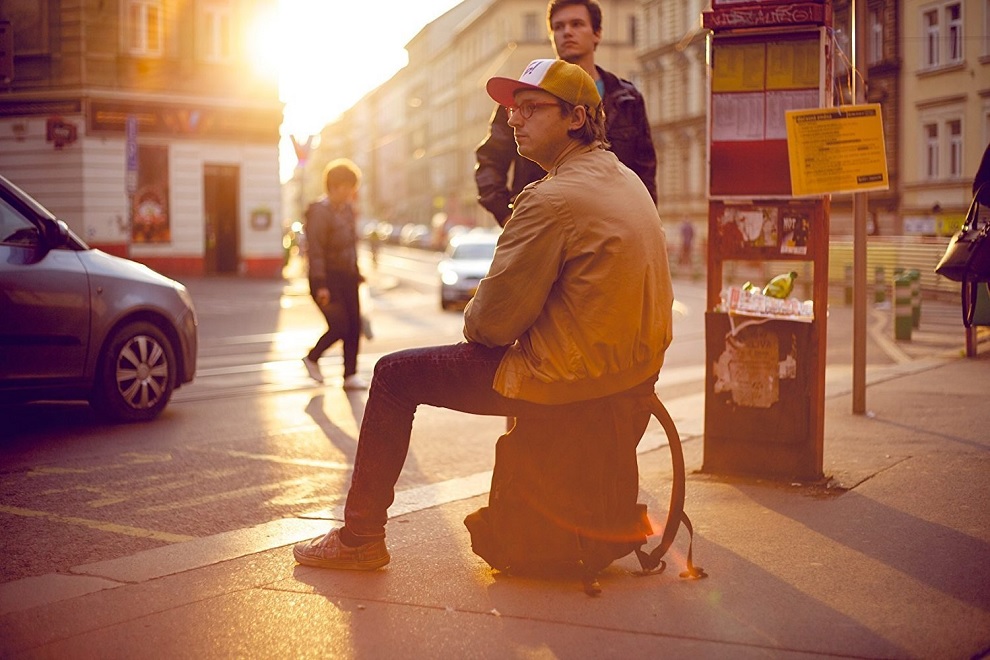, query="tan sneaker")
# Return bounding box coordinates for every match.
[293,528,390,570]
